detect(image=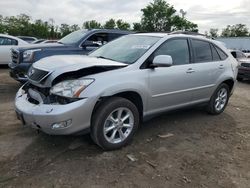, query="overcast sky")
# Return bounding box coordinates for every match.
[0,0,249,33]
